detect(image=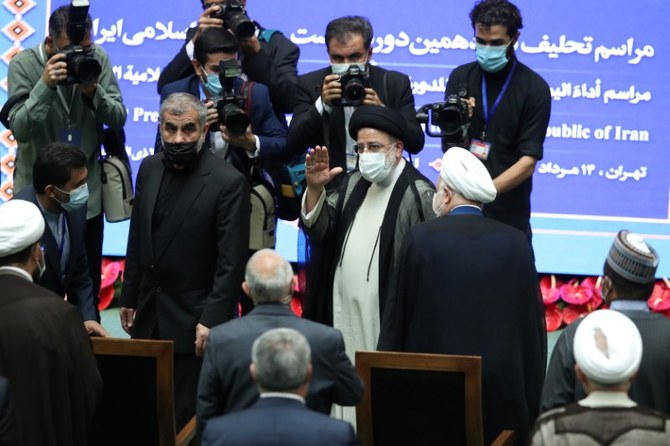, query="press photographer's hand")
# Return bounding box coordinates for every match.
[42,53,68,88]
[220,125,256,152]
[204,100,219,127]
[192,5,224,43]
[364,87,384,106]
[465,97,476,119]
[321,74,342,106]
